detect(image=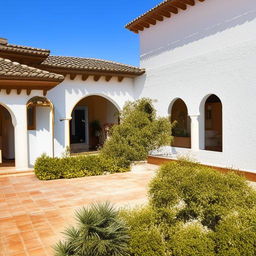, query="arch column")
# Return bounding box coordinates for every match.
[14,105,28,169]
[189,114,200,151]
[63,117,72,149]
